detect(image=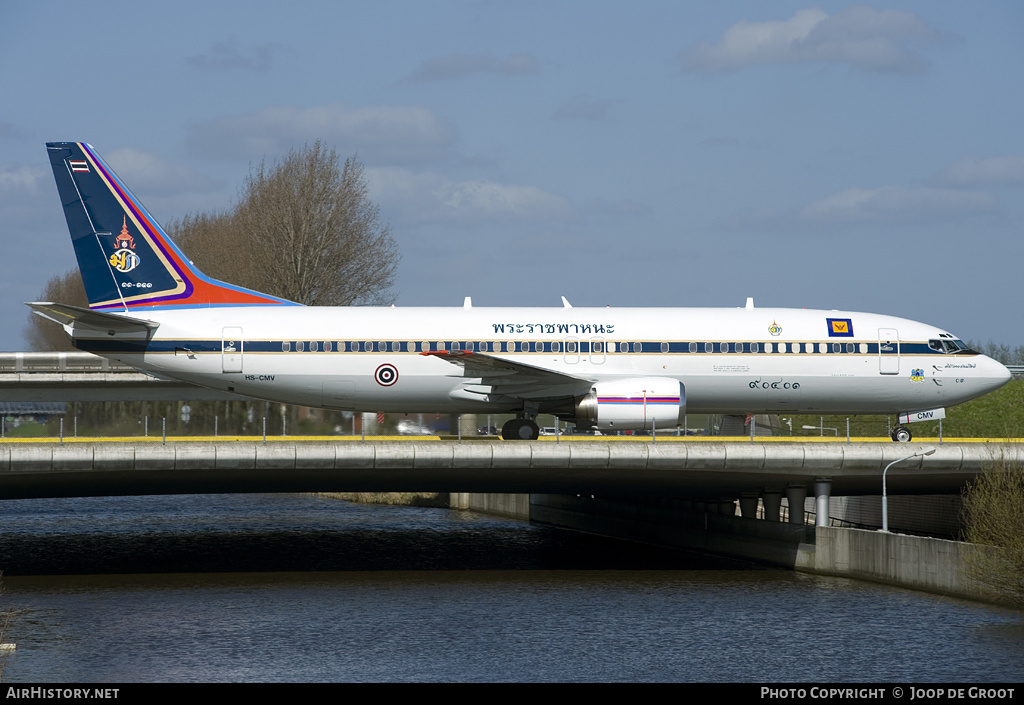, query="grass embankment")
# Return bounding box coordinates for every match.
[317,492,449,507]
[787,379,1023,439]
